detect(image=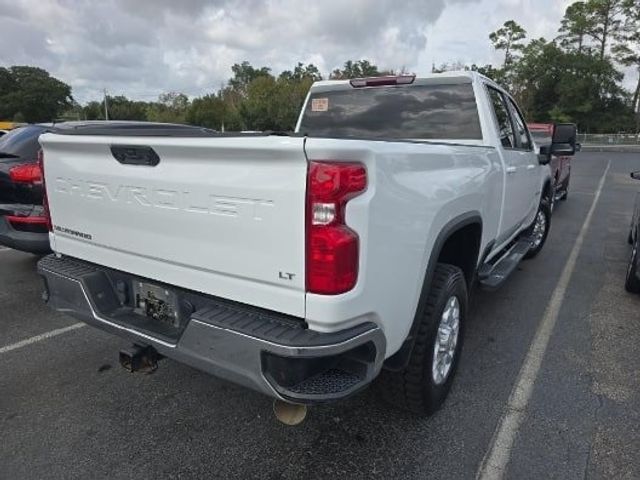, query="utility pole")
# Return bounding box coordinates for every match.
[103,88,109,121]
